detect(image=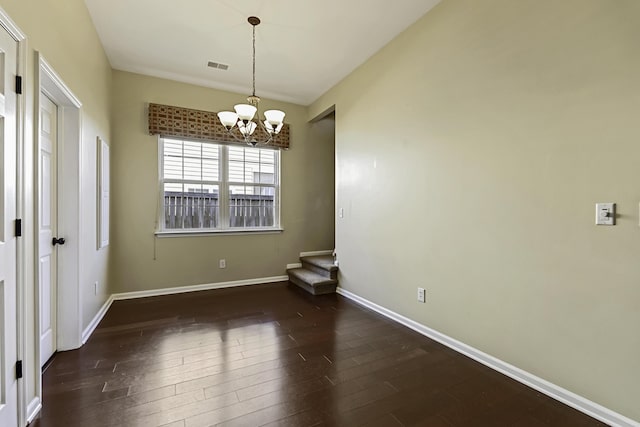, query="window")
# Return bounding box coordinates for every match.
[159,138,280,232]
